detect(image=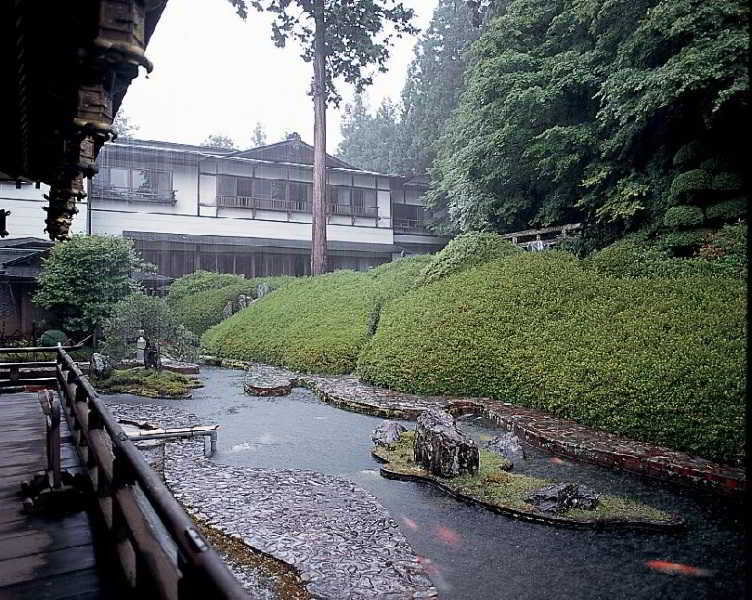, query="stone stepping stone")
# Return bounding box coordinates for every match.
[243,365,293,396]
